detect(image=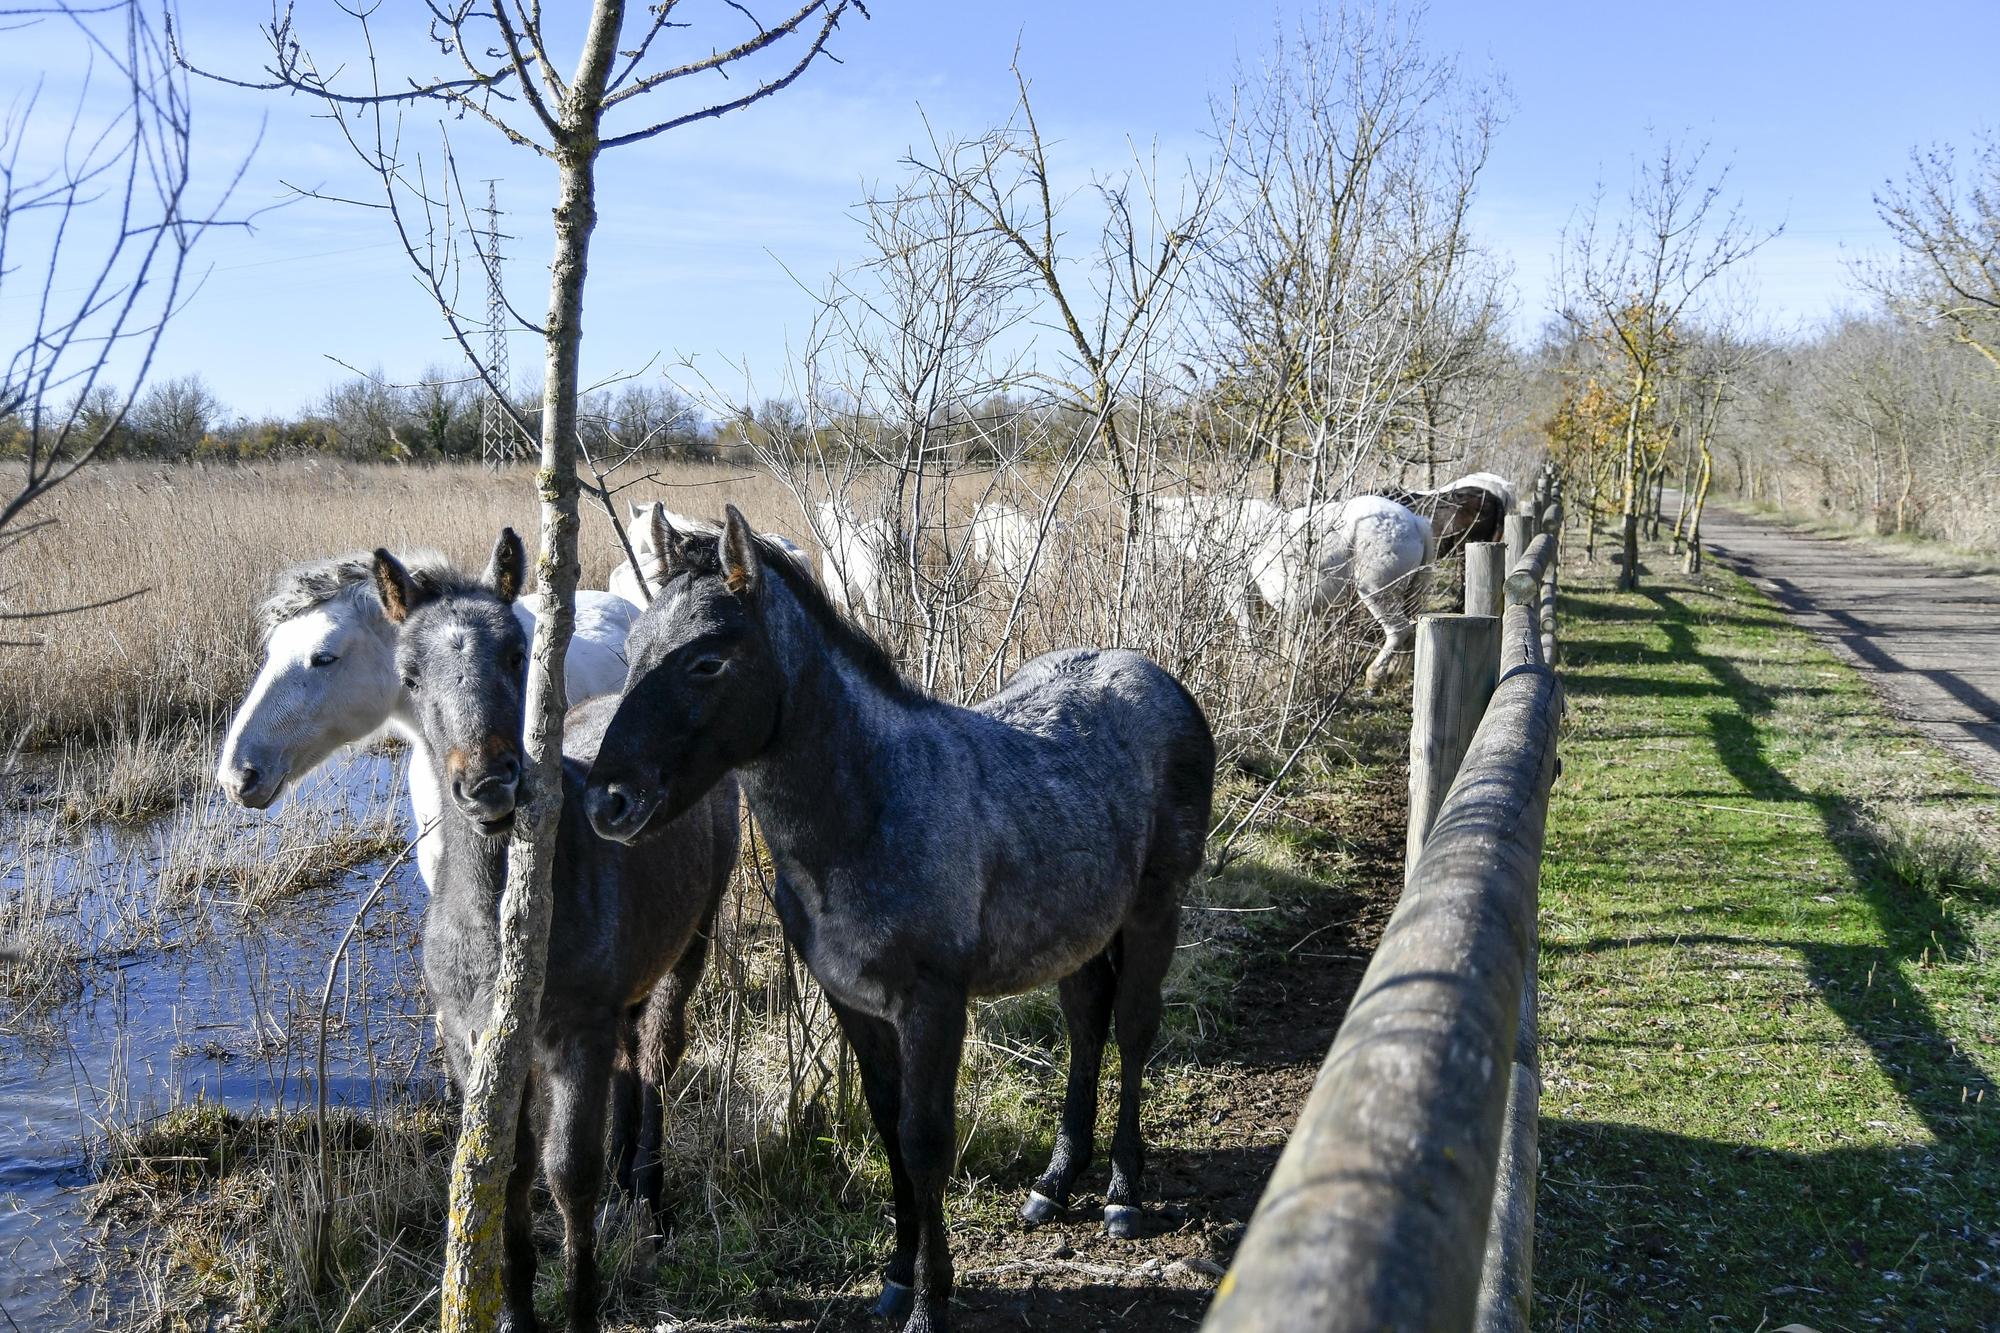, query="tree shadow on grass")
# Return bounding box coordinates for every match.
[1536,1118,2000,1332]
[1629,587,1995,1138]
